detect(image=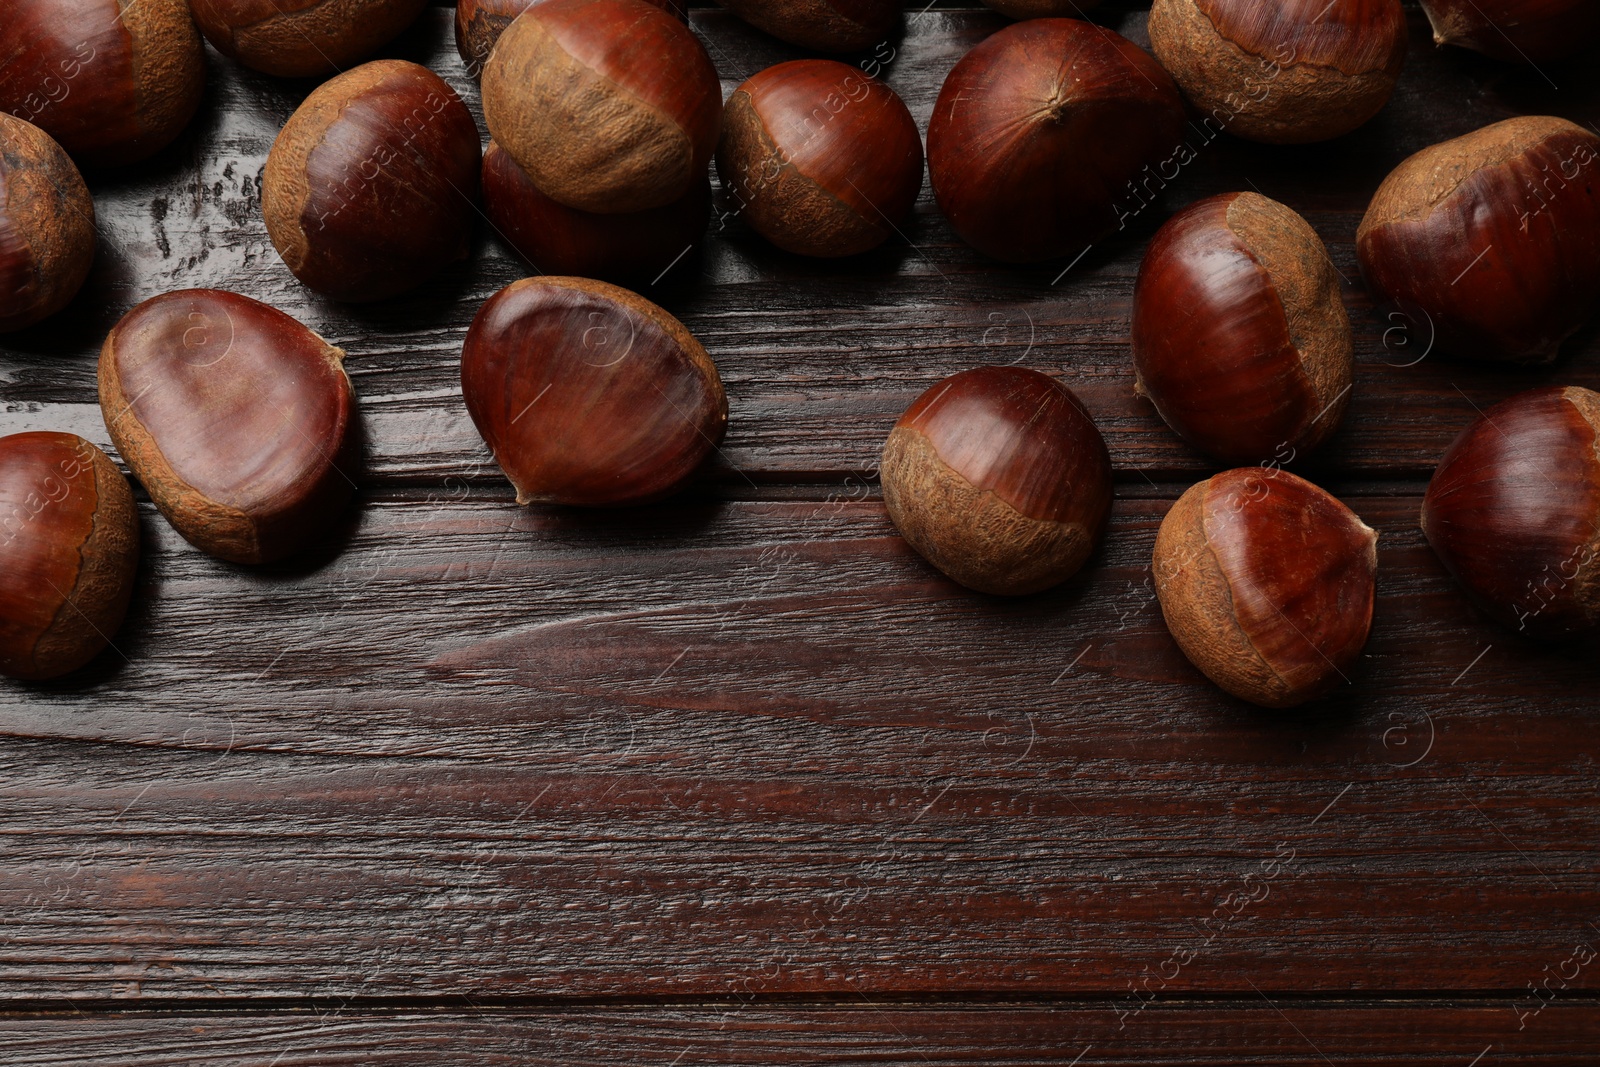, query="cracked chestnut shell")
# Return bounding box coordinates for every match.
[1154,468,1377,709]
[1148,0,1406,144]
[1357,116,1600,364]
[190,0,429,77]
[880,366,1113,596]
[1420,0,1600,64]
[714,0,899,52]
[1422,386,1600,640]
[263,60,481,303]
[481,0,721,214]
[462,277,727,507]
[99,289,356,565]
[0,432,137,681]
[455,0,687,77]
[0,113,96,333]
[0,0,205,167]
[1132,192,1353,465]
[927,19,1185,263]
[717,59,923,258]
